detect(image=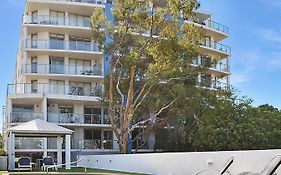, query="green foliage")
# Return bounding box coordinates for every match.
[91,0,202,153]
[163,88,281,152]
